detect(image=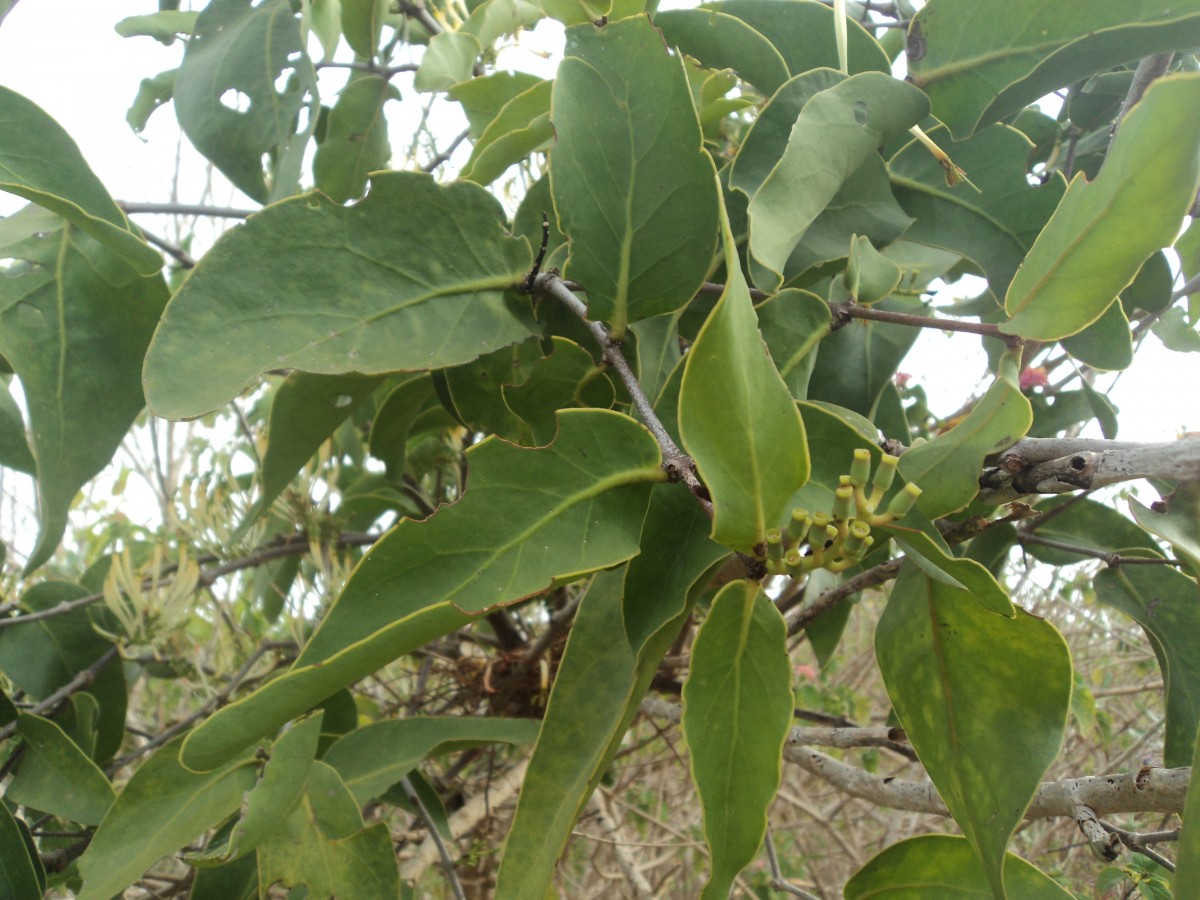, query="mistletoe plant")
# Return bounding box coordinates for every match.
[1,1,1200,898]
